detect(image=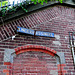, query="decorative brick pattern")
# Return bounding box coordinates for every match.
[57,64,67,75]
[4,62,11,65]
[14,45,57,56]
[3,62,11,75]
[0,6,75,42]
